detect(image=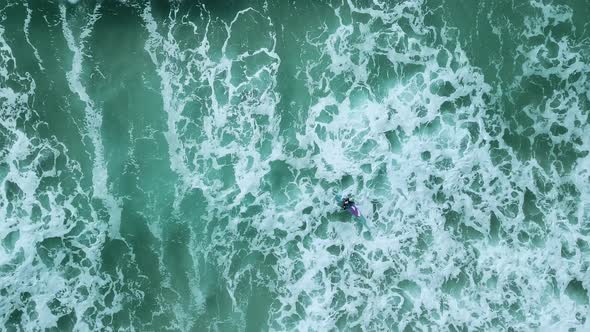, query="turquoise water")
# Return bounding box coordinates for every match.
[1,0,589,330]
